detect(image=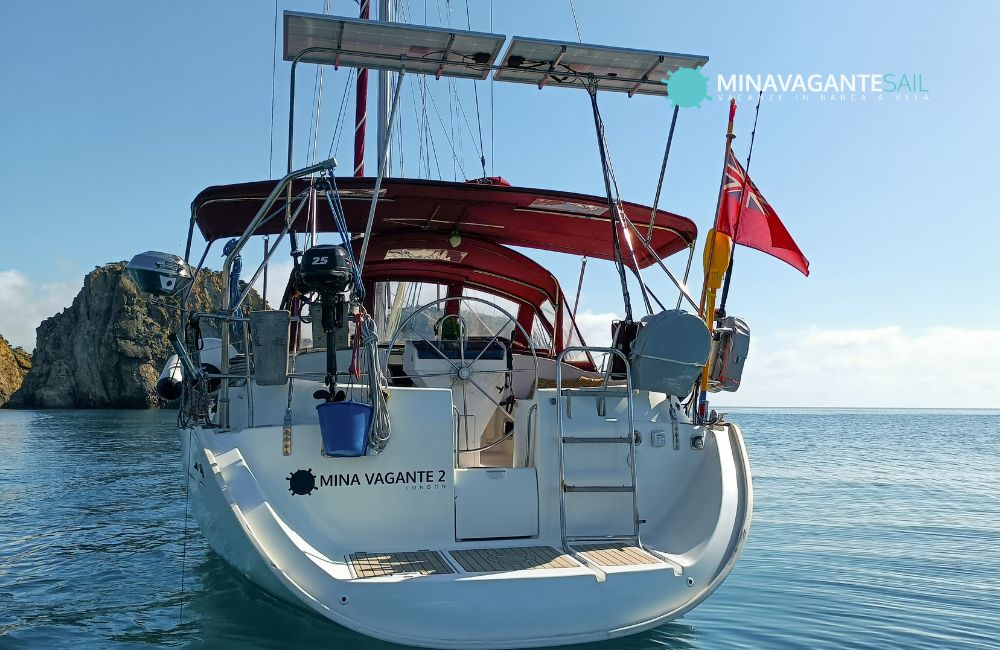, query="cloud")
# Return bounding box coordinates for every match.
[567,312,1000,408]
[0,270,80,350]
[250,260,293,309]
[719,325,1000,408]
[574,309,618,348]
